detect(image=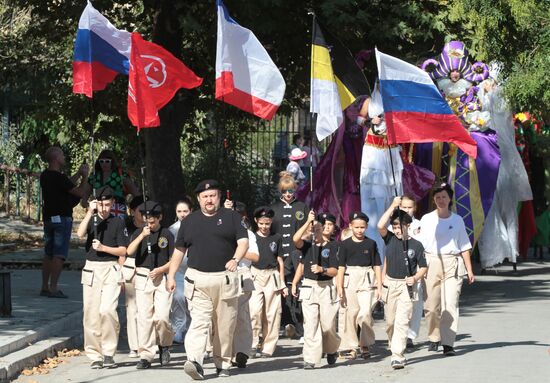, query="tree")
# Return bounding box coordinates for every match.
[446,0,550,119]
[6,0,546,221]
